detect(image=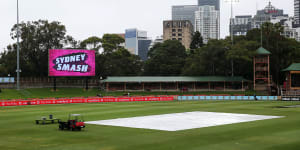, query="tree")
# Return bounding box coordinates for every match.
[144,40,187,76]
[4,20,69,77]
[200,39,231,75]
[80,36,102,52]
[247,22,300,84]
[181,49,206,76]
[99,48,142,77]
[94,34,142,77]
[225,40,259,79]
[101,34,125,54]
[63,35,80,49]
[0,45,17,77]
[190,31,204,50]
